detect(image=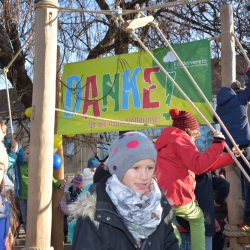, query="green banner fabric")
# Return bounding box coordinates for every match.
[57,39,212,135]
